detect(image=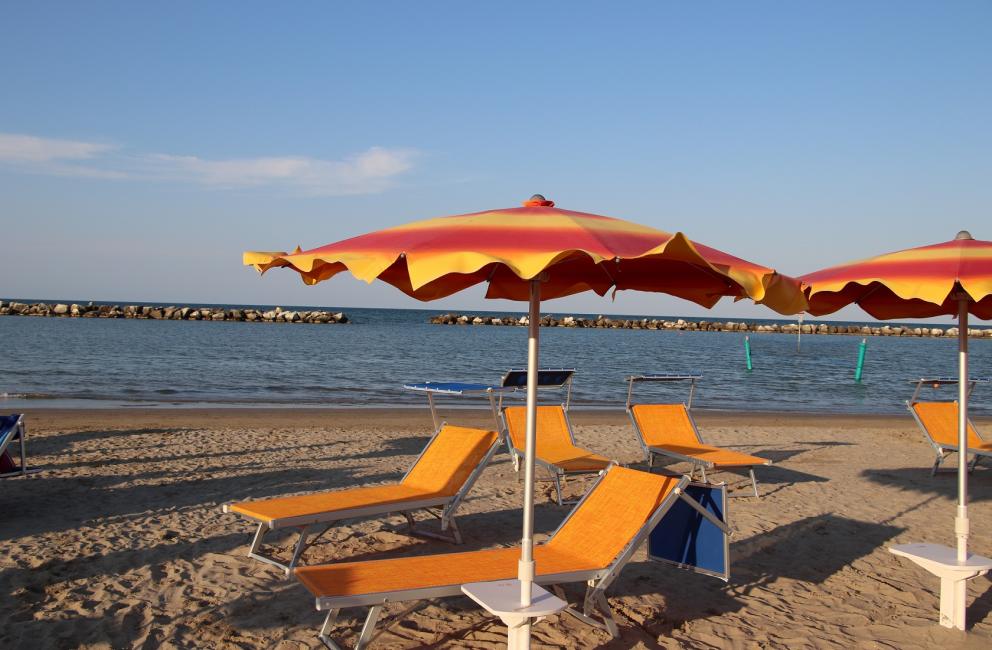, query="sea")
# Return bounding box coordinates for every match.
[1,303,990,415]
